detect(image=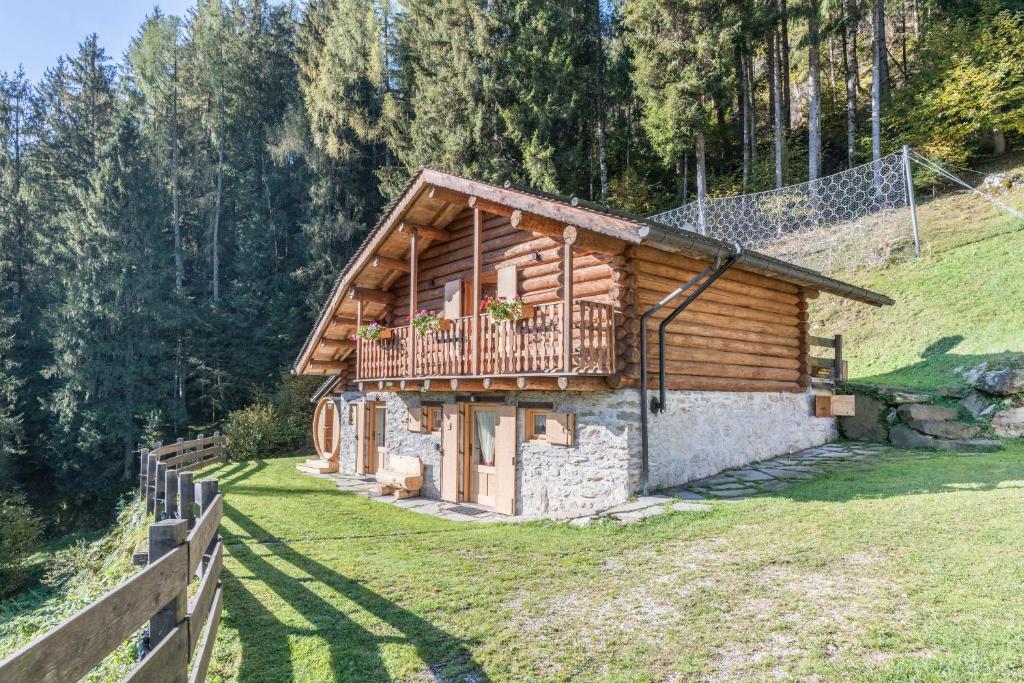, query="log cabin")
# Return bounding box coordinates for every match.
[293,168,893,519]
